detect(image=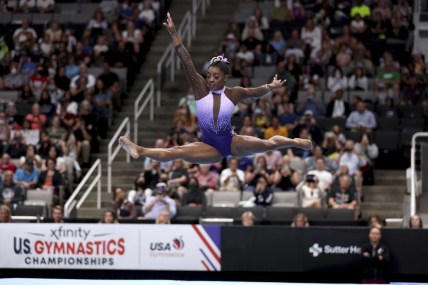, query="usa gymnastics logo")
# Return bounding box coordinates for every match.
[172,237,184,250]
